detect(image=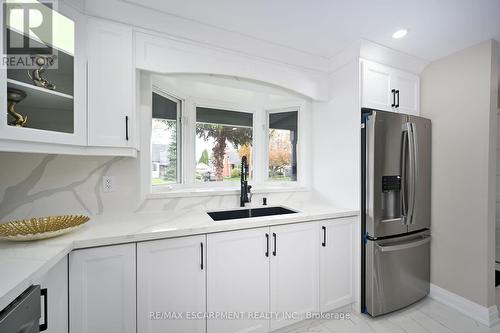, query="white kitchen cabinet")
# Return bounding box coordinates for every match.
[270,223,319,331]
[207,227,270,333]
[34,256,68,333]
[69,244,136,333]
[87,17,135,148]
[361,60,393,112]
[391,70,420,115]
[361,60,420,115]
[0,2,87,147]
[137,235,206,333]
[319,218,355,312]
